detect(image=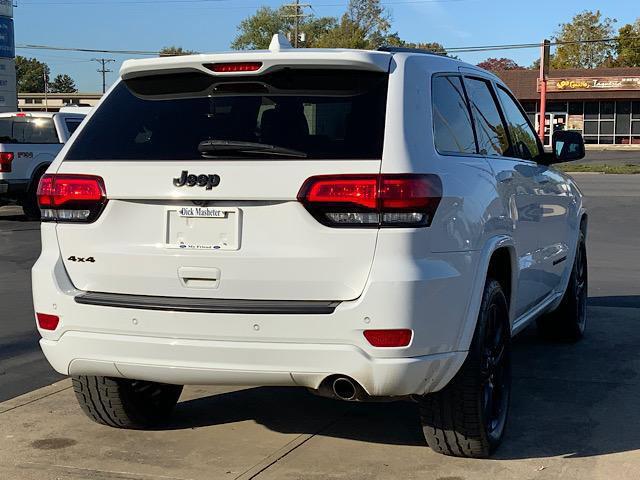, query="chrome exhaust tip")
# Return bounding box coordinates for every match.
[332,377,357,401]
